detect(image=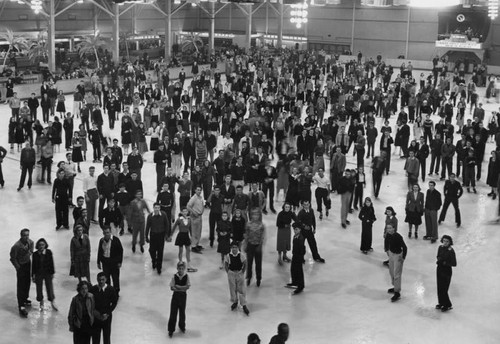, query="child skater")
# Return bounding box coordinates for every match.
[358,197,376,254]
[169,208,197,273]
[167,261,191,338]
[224,242,250,316]
[285,223,306,295]
[217,211,232,269]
